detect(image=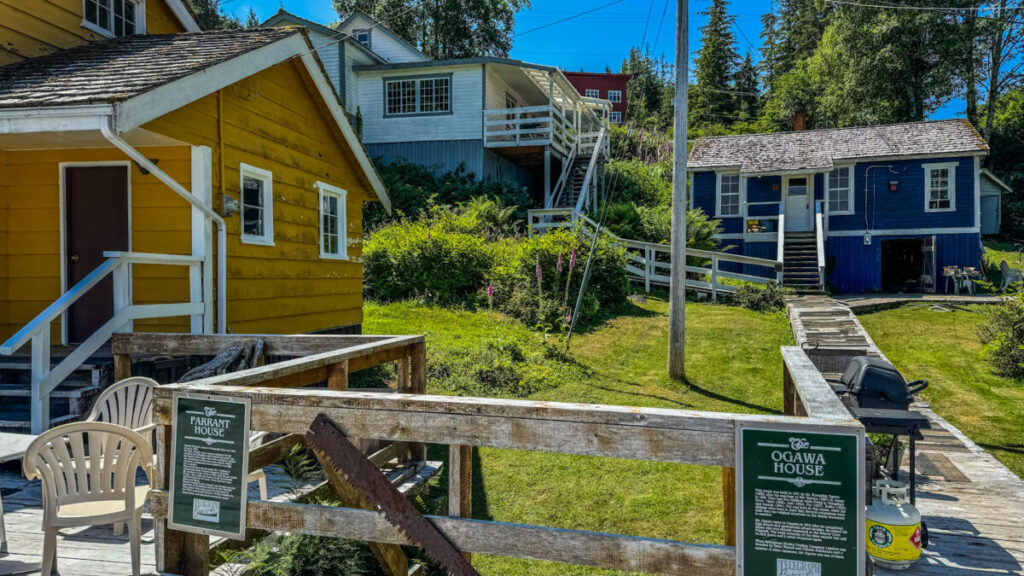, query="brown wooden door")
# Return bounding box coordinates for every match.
[65,165,129,343]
